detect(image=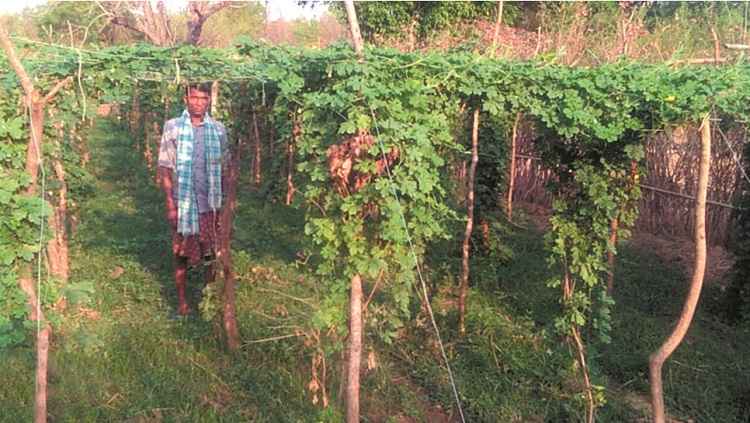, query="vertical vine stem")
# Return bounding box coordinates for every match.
[649,116,711,423]
[606,216,619,295]
[561,255,595,423]
[252,108,262,187]
[286,116,299,205]
[458,108,480,336]
[571,325,595,423]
